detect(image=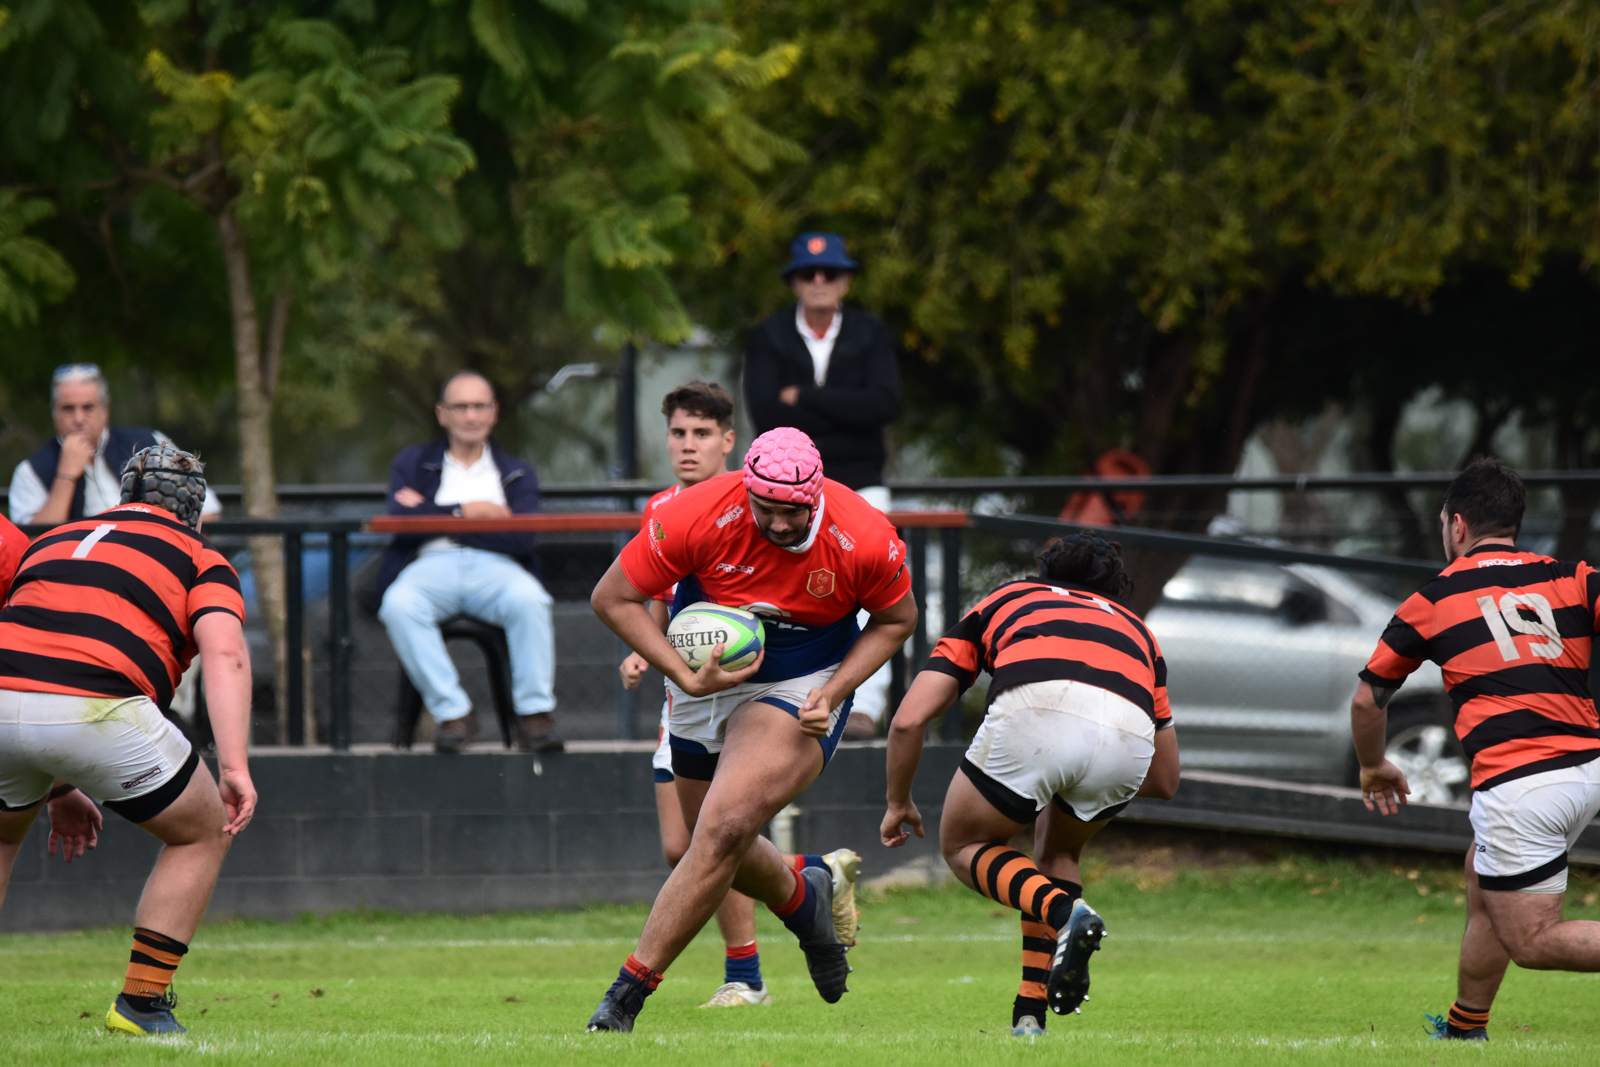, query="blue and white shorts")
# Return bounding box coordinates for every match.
[666,666,853,781]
